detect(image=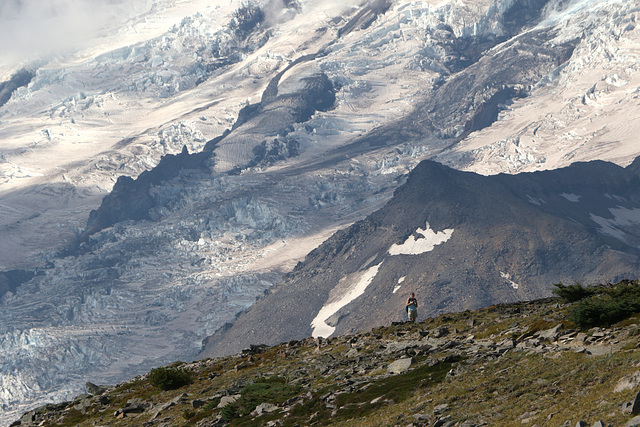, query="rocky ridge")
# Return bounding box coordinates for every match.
[202,155,640,358]
[12,285,640,426]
